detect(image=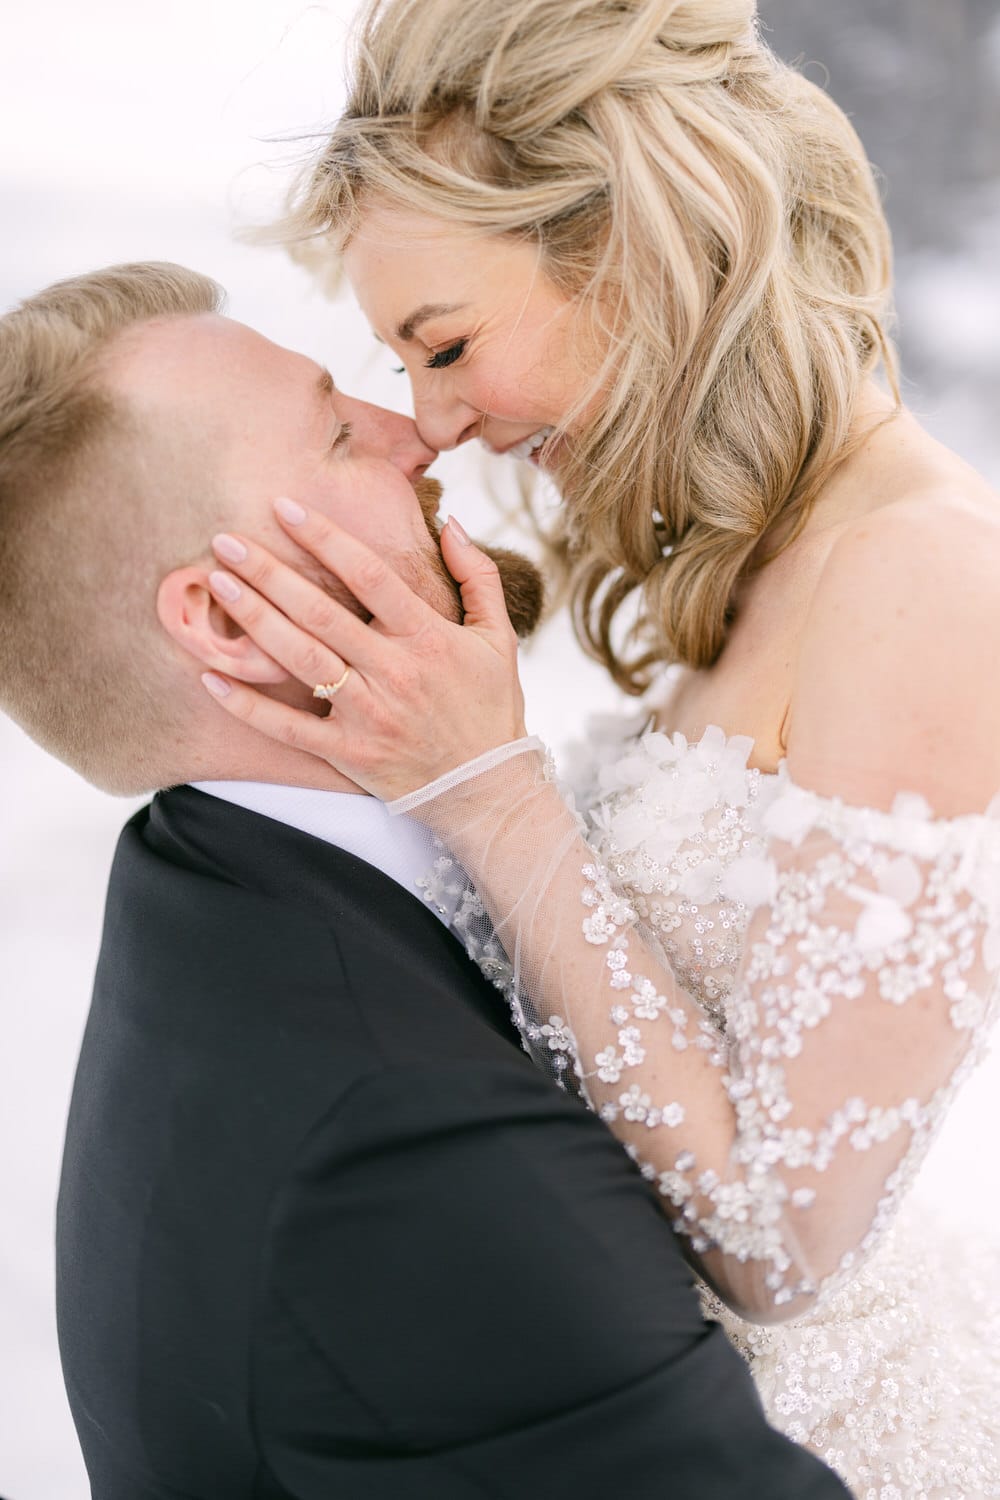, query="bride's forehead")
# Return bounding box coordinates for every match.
[346,230,549,340]
[347,208,529,287]
[349,202,484,253]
